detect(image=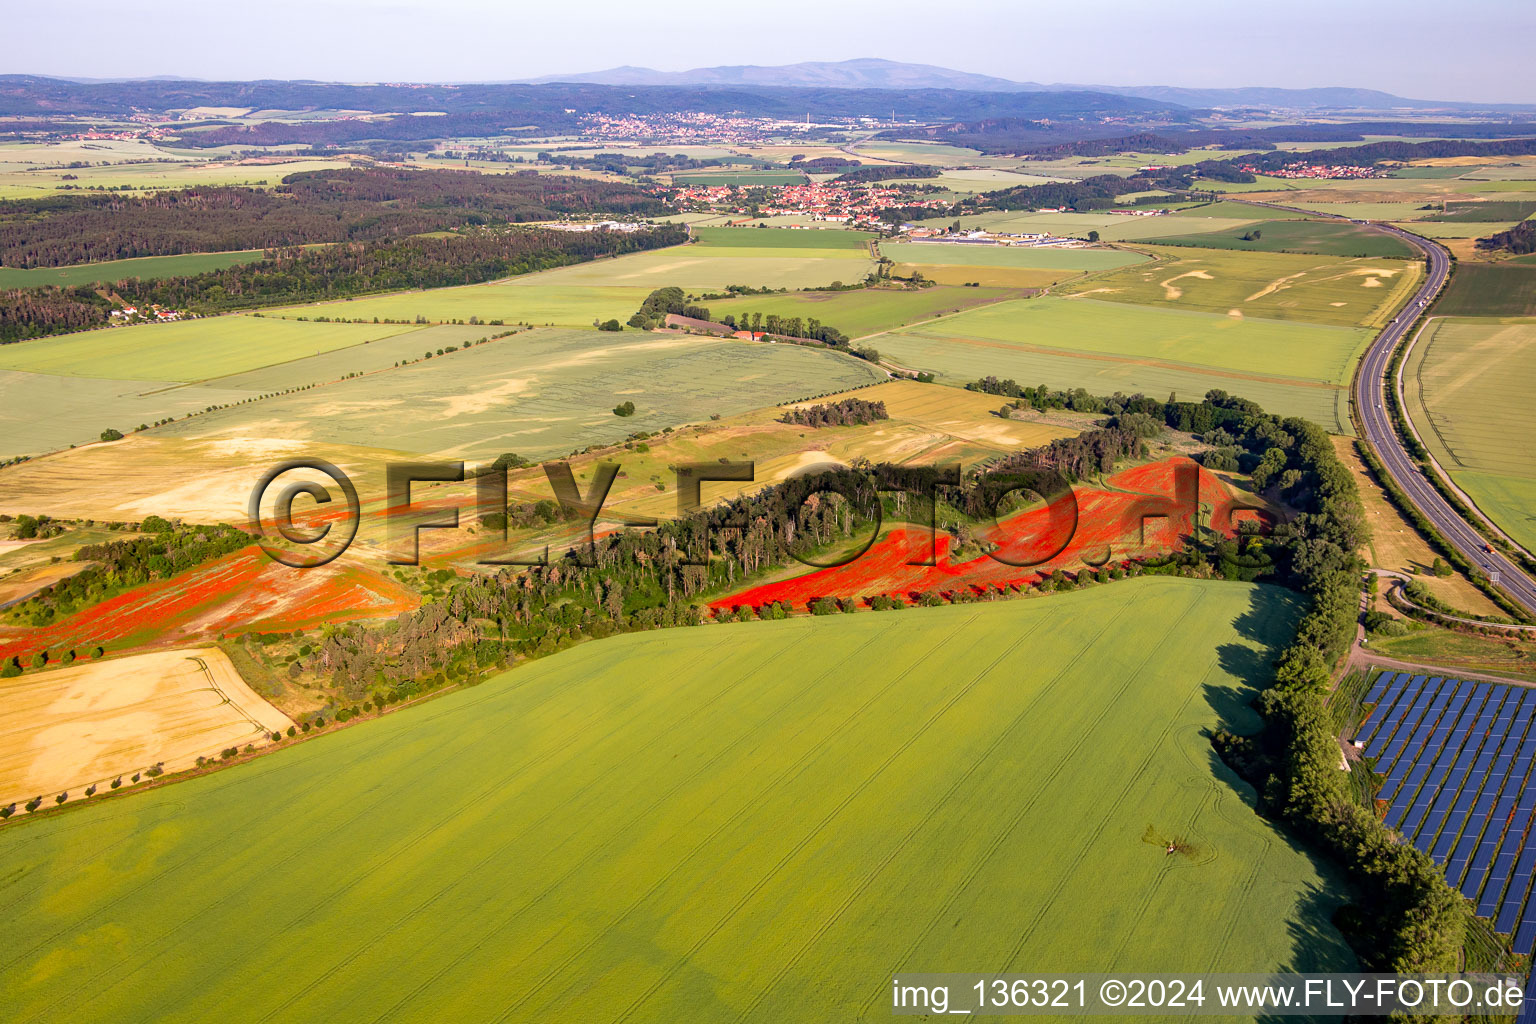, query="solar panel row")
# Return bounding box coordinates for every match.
[1351,673,1536,953]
